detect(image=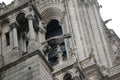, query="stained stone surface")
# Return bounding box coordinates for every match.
[0,0,120,80]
